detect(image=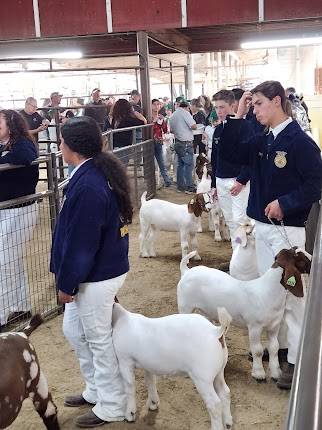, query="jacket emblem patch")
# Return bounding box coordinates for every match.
[120,225,129,237]
[274,151,287,168]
